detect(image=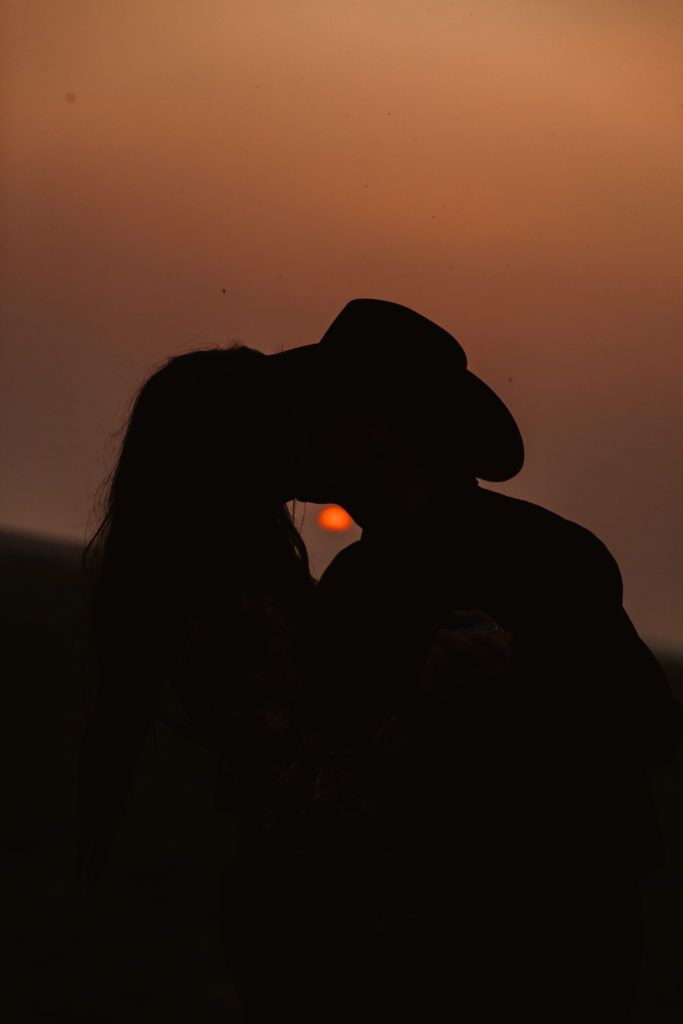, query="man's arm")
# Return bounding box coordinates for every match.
[514,527,683,770]
[583,535,683,768]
